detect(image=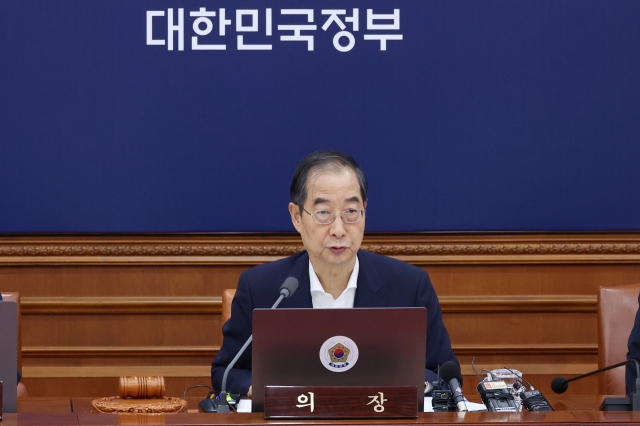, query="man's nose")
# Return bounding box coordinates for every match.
[330,215,347,238]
